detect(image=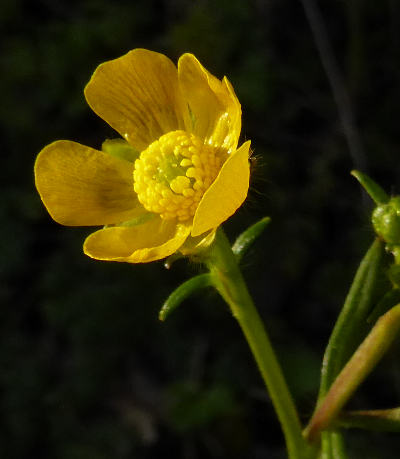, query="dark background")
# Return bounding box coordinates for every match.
[2,0,400,457]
